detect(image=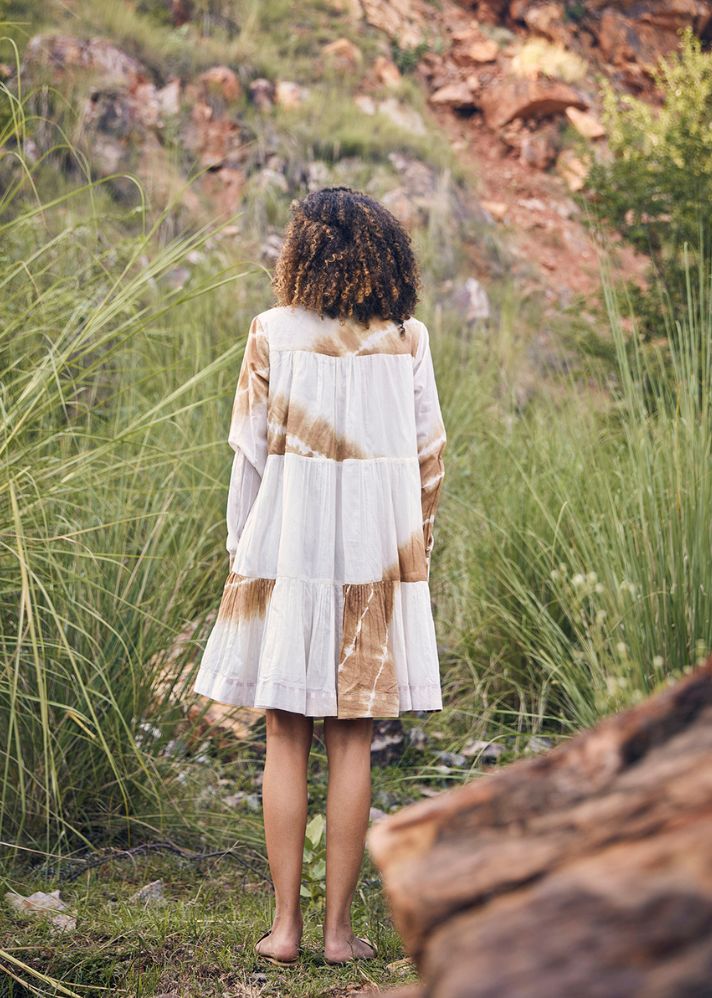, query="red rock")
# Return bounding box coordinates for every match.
[23,34,150,90]
[478,75,587,128]
[322,37,363,72]
[429,80,478,109]
[194,66,241,103]
[373,54,402,87]
[565,106,605,139]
